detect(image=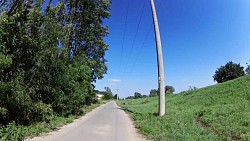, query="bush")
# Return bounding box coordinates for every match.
[0,122,23,141]
[213,61,245,83]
